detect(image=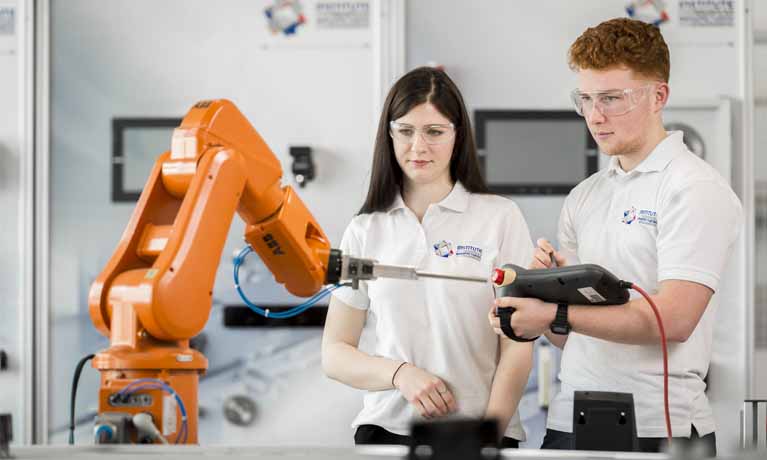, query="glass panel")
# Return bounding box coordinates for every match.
[754,104,767,393]
[0,2,26,444]
[0,101,21,444]
[754,0,767,397]
[48,0,374,445]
